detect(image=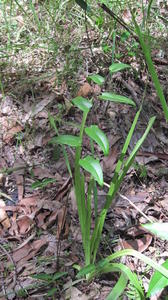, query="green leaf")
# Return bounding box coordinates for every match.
[79,156,103,186]
[142,223,168,241]
[72,96,92,113]
[31,273,53,282]
[85,125,109,155]
[52,271,68,281]
[147,260,168,297]
[106,249,168,279]
[48,114,58,134]
[131,13,168,122]
[106,274,127,300]
[109,63,130,73]
[31,178,56,189]
[75,0,88,11]
[87,74,105,85]
[99,93,135,106]
[105,263,144,298]
[49,135,81,147]
[47,287,57,297]
[76,264,96,278]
